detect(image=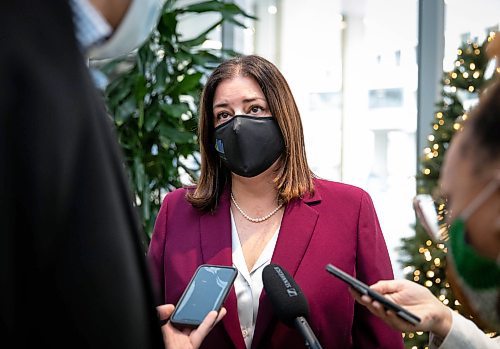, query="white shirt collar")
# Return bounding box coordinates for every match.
[68,0,112,52]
